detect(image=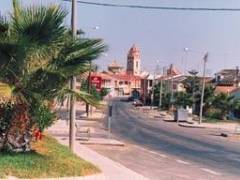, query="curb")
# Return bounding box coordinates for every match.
[5,174,105,180]
[80,141,125,146]
[178,123,206,128]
